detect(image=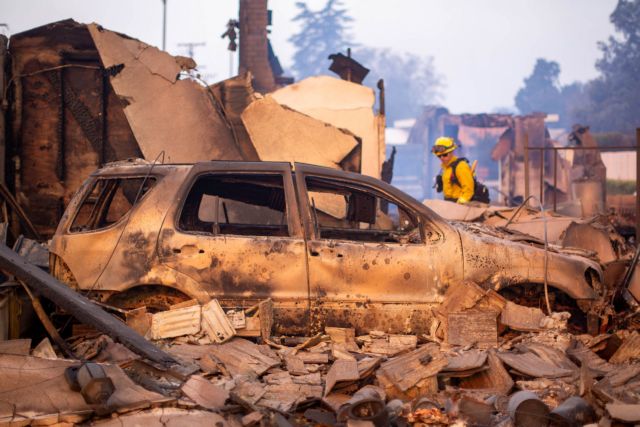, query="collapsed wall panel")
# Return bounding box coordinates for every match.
[87,24,243,163]
[241,97,360,170]
[270,76,381,177]
[8,20,142,237]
